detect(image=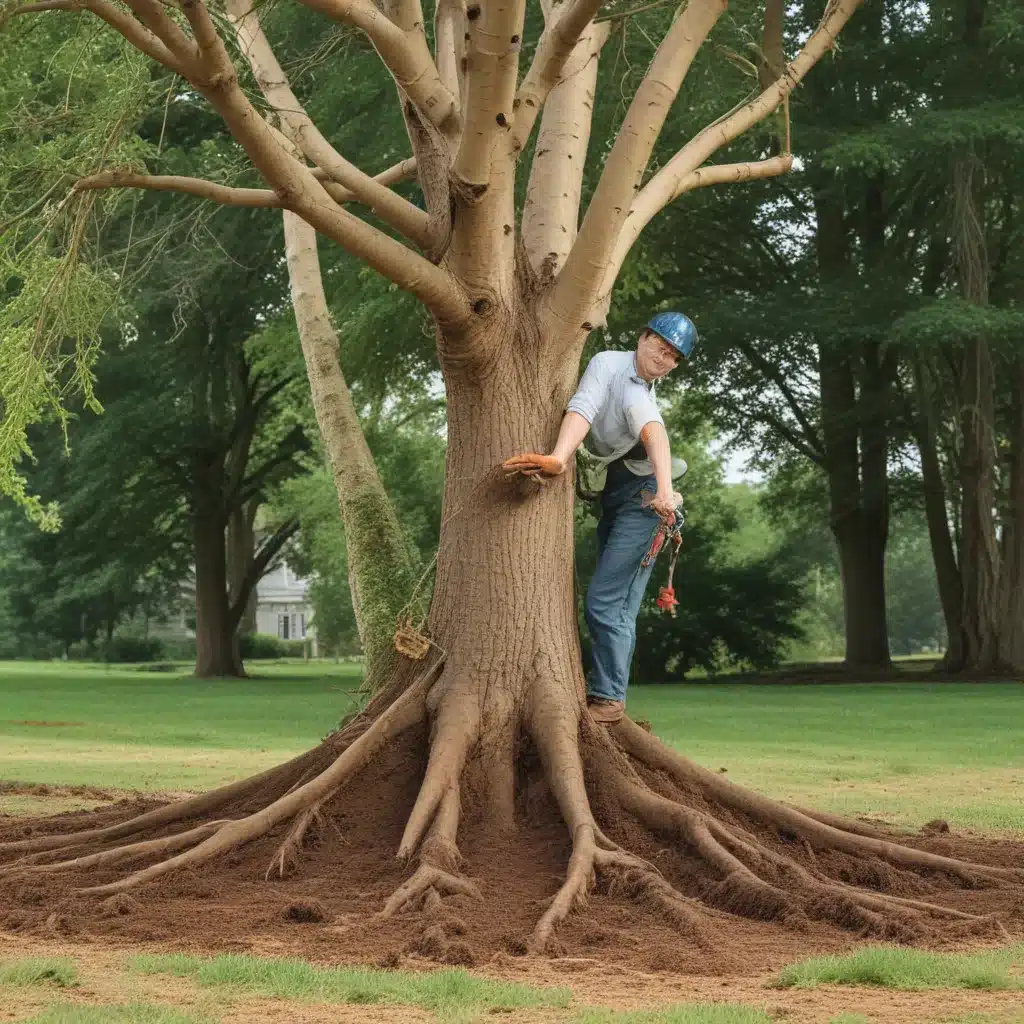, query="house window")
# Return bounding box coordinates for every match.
[278,614,290,640]
[290,613,297,640]
[300,614,306,638]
